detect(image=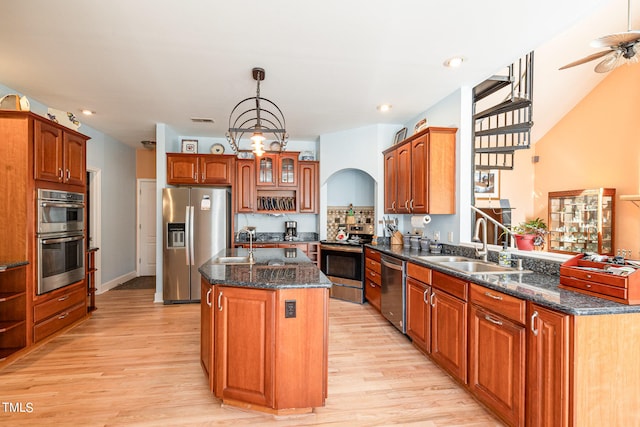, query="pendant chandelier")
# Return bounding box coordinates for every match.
[226,67,288,157]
